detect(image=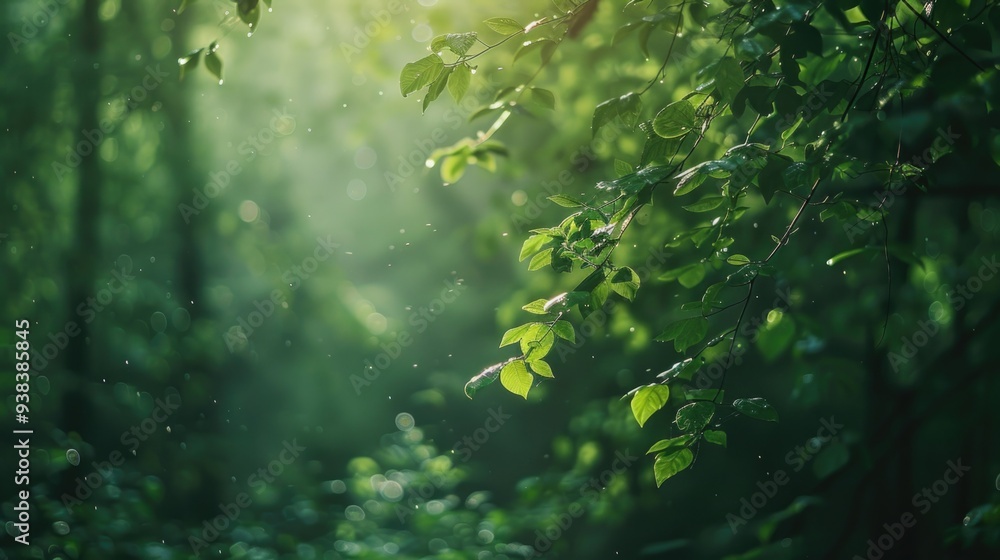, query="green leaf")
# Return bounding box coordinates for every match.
[485,17,523,36]
[733,397,779,422]
[647,434,694,455]
[596,166,671,196]
[715,237,735,250]
[500,323,534,347]
[423,67,453,113]
[520,234,552,262]
[612,20,643,46]
[204,42,223,84]
[825,247,871,266]
[551,320,575,343]
[177,48,203,81]
[440,151,468,183]
[713,57,744,105]
[610,267,640,301]
[592,92,642,136]
[703,430,727,447]
[237,0,260,32]
[464,361,504,398]
[682,196,726,213]
[820,200,861,223]
[520,324,556,361]
[639,123,676,166]
[547,194,585,208]
[528,247,554,271]
[744,86,774,117]
[673,169,707,196]
[400,54,445,97]
[528,87,555,110]
[702,282,725,313]
[576,268,607,292]
[678,359,702,381]
[500,360,533,399]
[756,154,792,204]
[431,32,478,55]
[655,317,709,353]
[652,100,696,138]
[735,37,765,61]
[515,39,557,63]
[658,263,696,282]
[654,448,694,487]
[637,20,656,58]
[725,263,759,286]
[678,264,705,289]
[675,401,715,431]
[631,385,670,427]
[726,254,751,266]
[787,22,824,57]
[521,299,549,315]
[529,359,554,378]
[757,312,795,361]
[783,161,816,191]
[542,291,589,312]
[448,64,472,103]
[655,358,695,381]
[614,159,634,178]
